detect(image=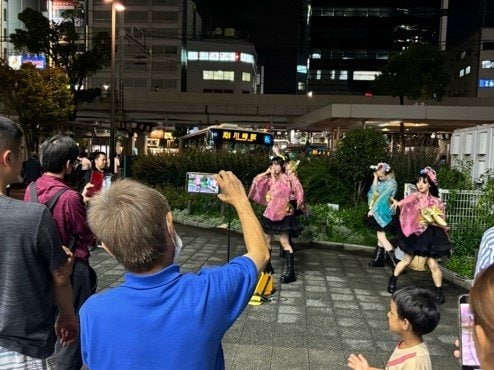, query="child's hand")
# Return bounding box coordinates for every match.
[347,353,370,370]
